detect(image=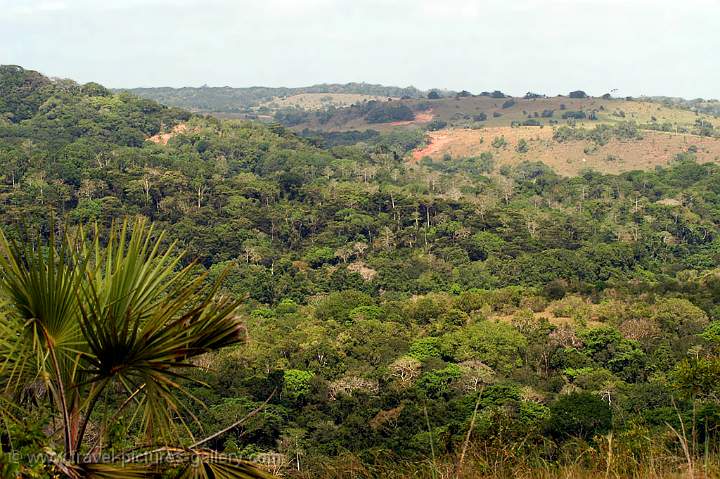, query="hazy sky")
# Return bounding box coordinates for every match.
[2,0,719,98]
